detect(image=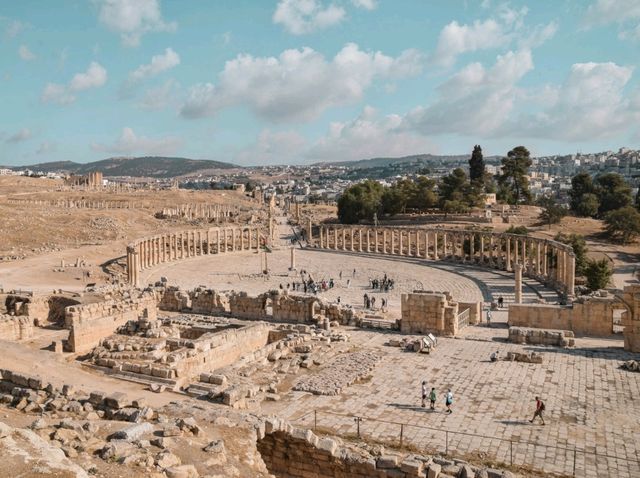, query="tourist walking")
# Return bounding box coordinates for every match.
[486,309,492,327]
[445,389,453,414]
[429,387,436,410]
[498,296,504,308]
[421,381,428,408]
[529,396,546,425]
